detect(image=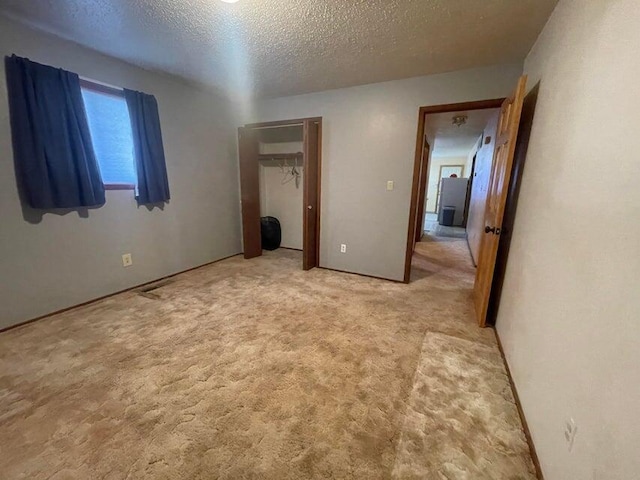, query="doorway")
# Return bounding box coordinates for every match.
[407,100,503,253]
[238,117,322,270]
[405,76,528,327]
